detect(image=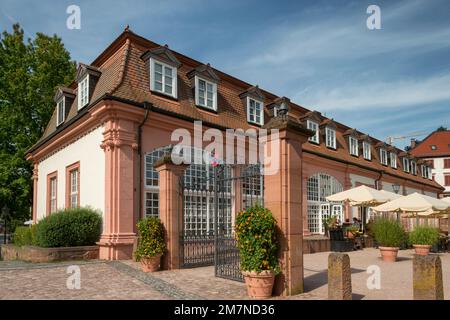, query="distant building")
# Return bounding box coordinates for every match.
[410,130,450,198]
